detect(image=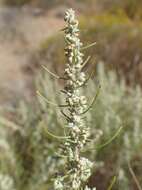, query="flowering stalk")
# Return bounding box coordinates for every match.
[53,9,96,190]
